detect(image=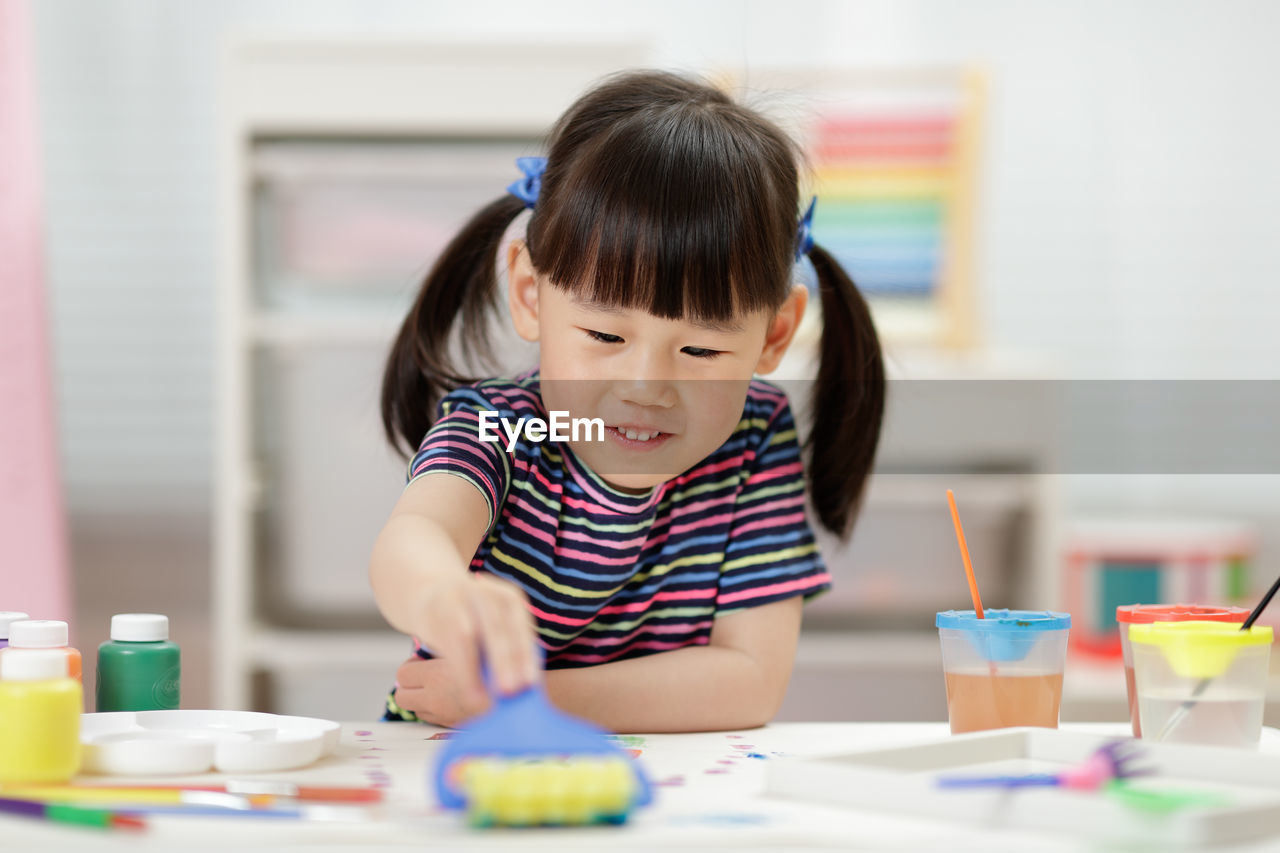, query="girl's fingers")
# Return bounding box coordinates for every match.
[393,683,432,717]
[473,586,524,694]
[395,686,465,729]
[505,583,541,686]
[471,578,539,695]
[513,598,542,685]
[498,582,540,685]
[395,656,429,689]
[393,656,491,726]
[432,591,487,708]
[452,604,488,707]
[421,576,537,702]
